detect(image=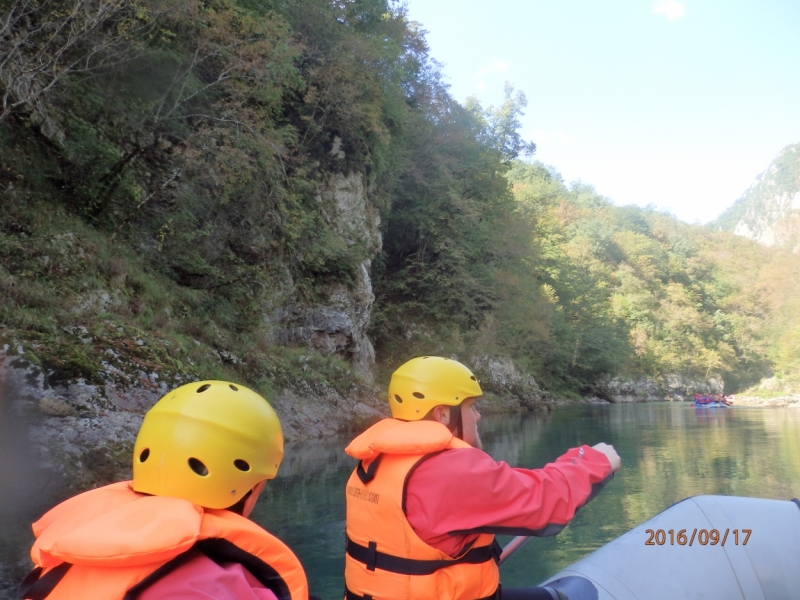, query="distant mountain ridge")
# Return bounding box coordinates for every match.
[714,143,800,252]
